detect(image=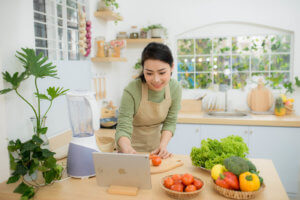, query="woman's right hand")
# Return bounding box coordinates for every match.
[118,136,137,154]
[121,145,137,154]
